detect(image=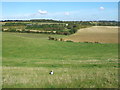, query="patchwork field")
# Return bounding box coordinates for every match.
[65,26,118,43]
[2,30,118,88]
